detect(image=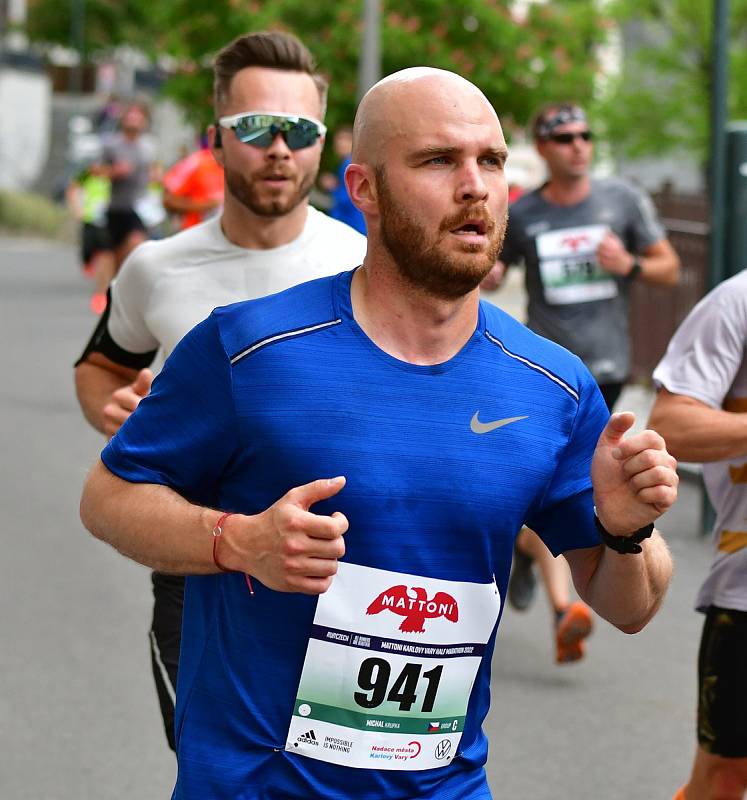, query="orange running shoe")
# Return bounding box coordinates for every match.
[89,292,107,314]
[555,601,593,663]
